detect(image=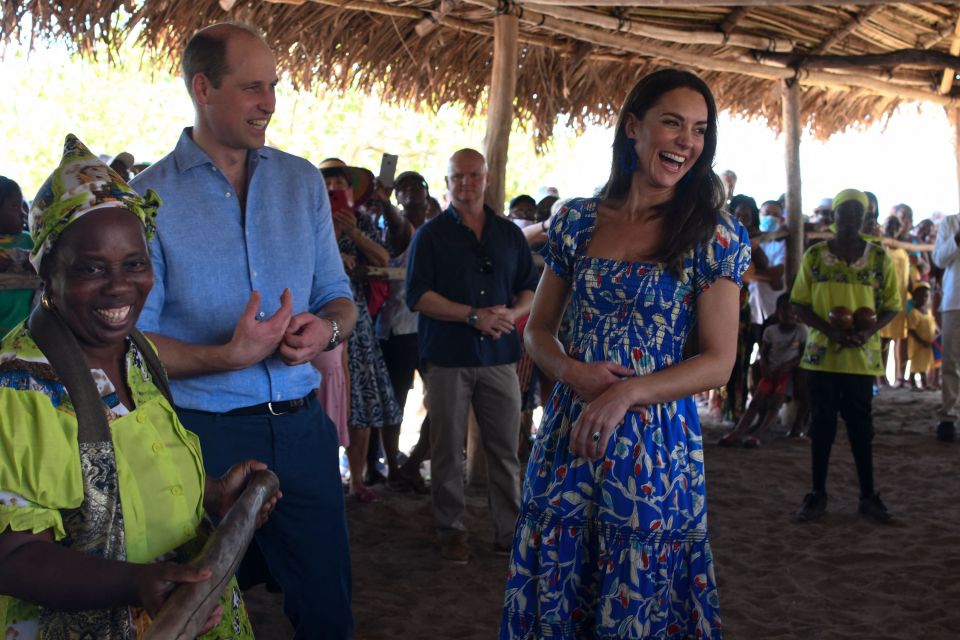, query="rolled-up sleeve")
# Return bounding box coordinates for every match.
[310,181,353,313]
